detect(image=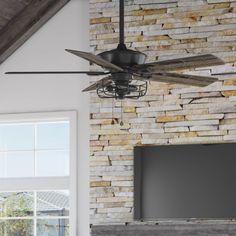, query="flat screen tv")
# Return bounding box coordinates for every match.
[134,144,236,220]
